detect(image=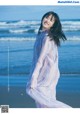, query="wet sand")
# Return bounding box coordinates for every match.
[0,86,80,108]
